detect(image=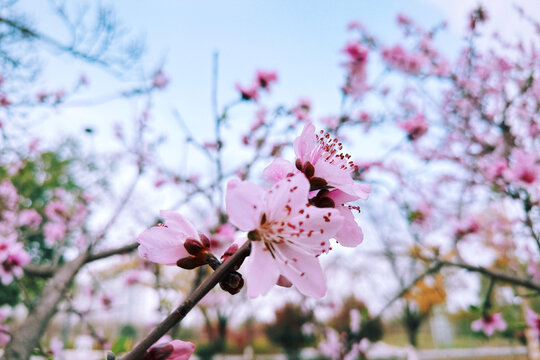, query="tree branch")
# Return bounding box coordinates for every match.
[120,241,251,360]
